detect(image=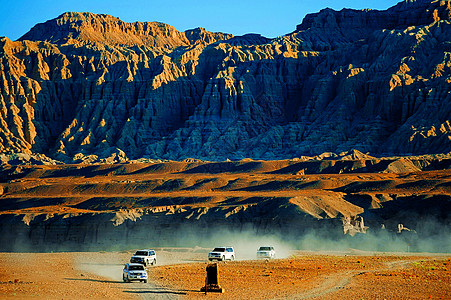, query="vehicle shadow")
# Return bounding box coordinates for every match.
[65,277,122,284]
[123,287,200,295]
[66,278,201,295]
